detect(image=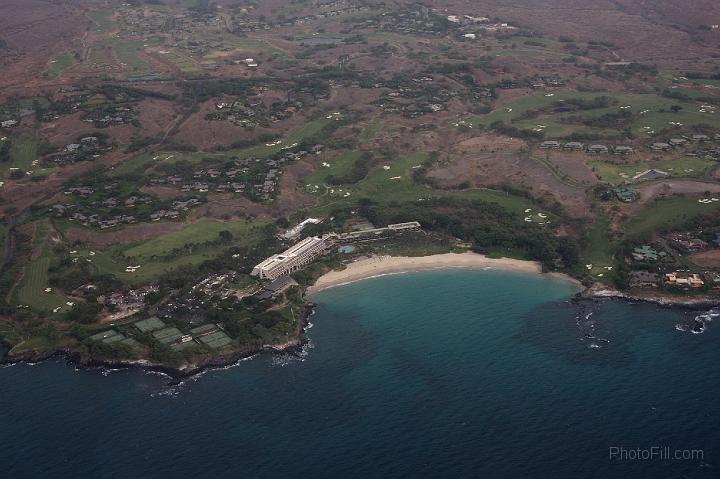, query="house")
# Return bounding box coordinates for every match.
[463,33,476,40]
[614,186,638,202]
[650,142,671,151]
[540,140,561,150]
[632,169,669,181]
[665,272,704,288]
[563,142,584,151]
[613,146,634,155]
[629,271,660,288]
[631,245,667,262]
[587,144,609,154]
[692,134,711,142]
[669,138,687,147]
